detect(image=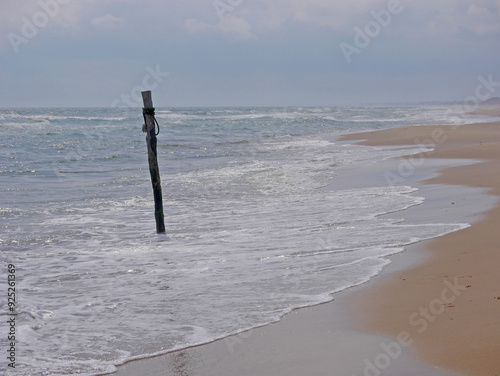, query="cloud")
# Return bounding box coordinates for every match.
[217,15,254,39]
[245,0,394,32]
[91,14,124,30]
[0,0,88,38]
[279,0,383,26]
[464,4,500,34]
[185,18,211,34]
[0,0,81,52]
[405,0,500,38]
[234,0,500,39]
[185,15,255,40]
